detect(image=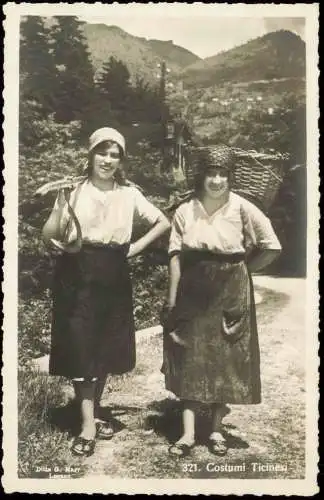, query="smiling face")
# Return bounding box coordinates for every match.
[91,141,121,183]
[203,167,230,199]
